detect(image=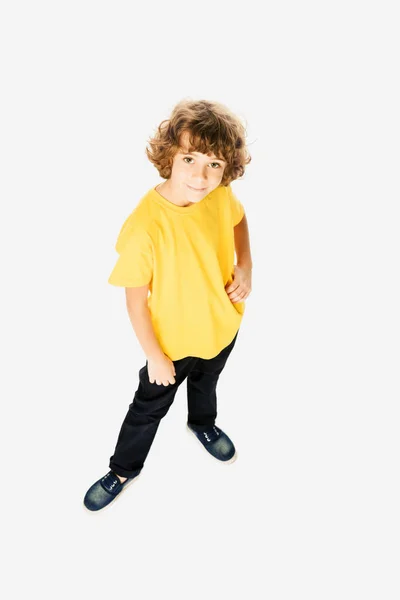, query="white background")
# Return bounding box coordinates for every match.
[1,1,399,598]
